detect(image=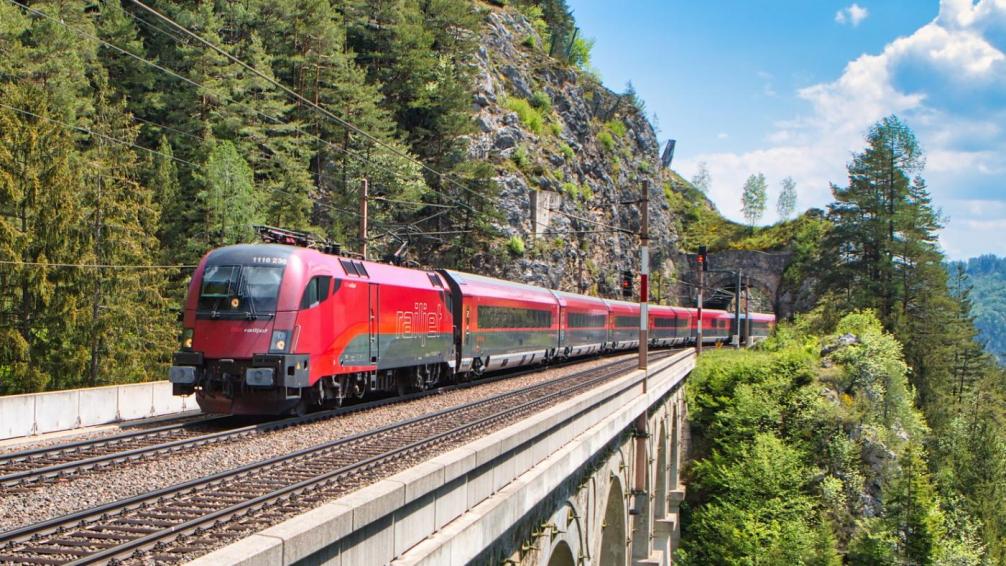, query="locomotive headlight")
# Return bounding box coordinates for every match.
[181,328,195,351]
[269,330,290,353]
